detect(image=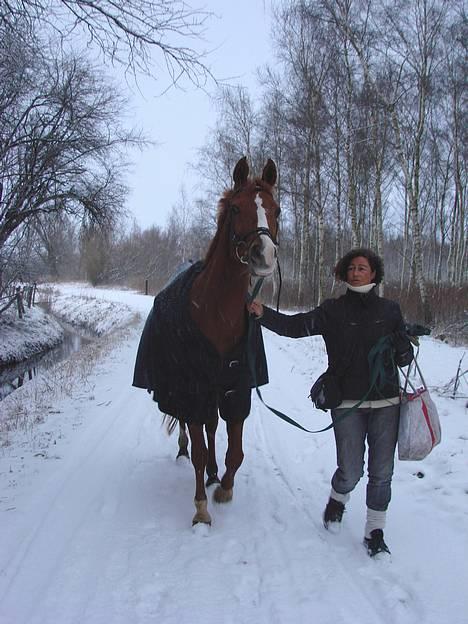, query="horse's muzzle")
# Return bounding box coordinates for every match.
[248,237,277,277]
